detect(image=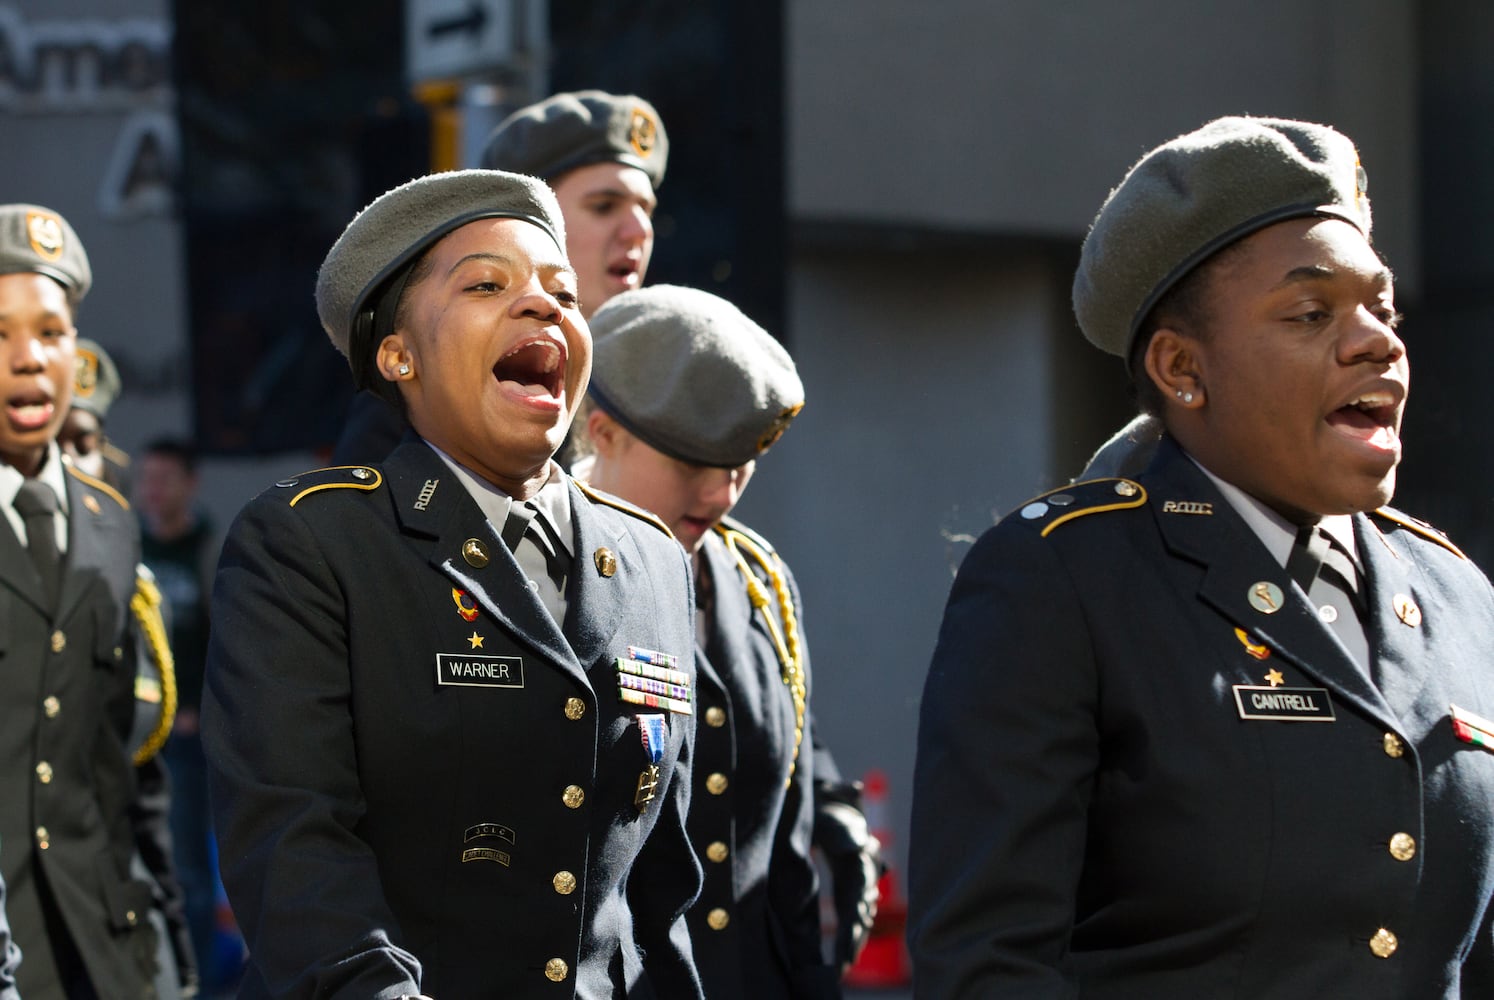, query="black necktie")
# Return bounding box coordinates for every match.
[1287,524,1364,617]
[14,479,61,612]
[502,500,571,591]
